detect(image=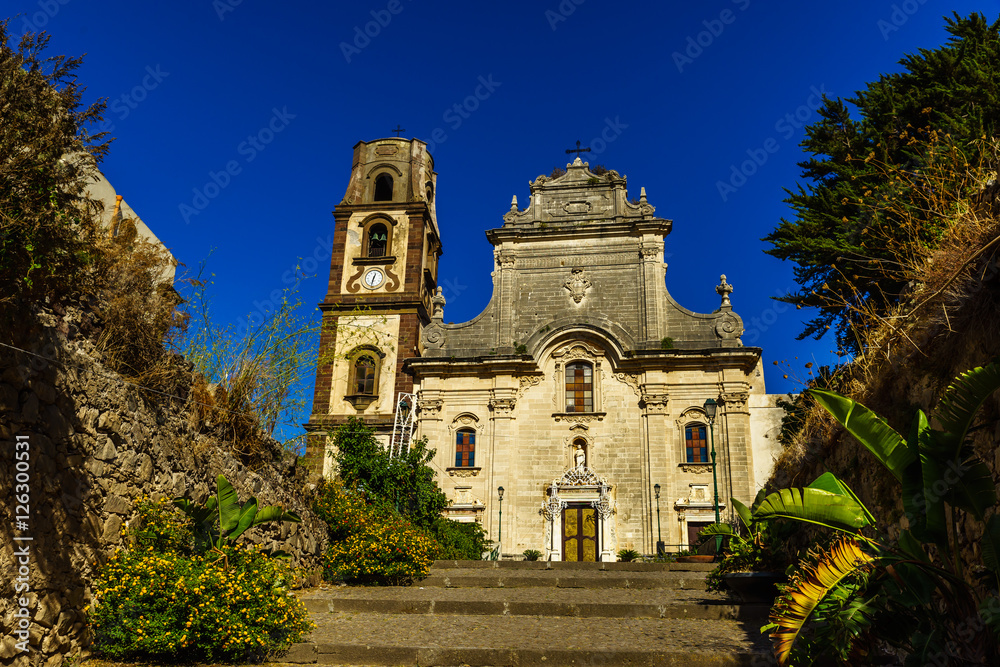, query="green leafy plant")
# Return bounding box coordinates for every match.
[431,517,488,561]
[758,362,1000,665]
[616,548,641,562]
[173,474,300,558]
[660,336,674,349]
[89,499,311,663]
[522,549,543,561]
[330,417,448,528]
[699,490,796,592]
